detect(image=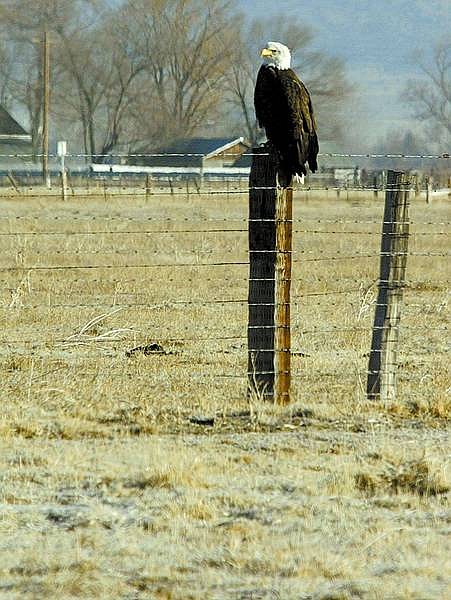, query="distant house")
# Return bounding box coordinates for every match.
[0,105,33,169]
[140,137,250,169]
